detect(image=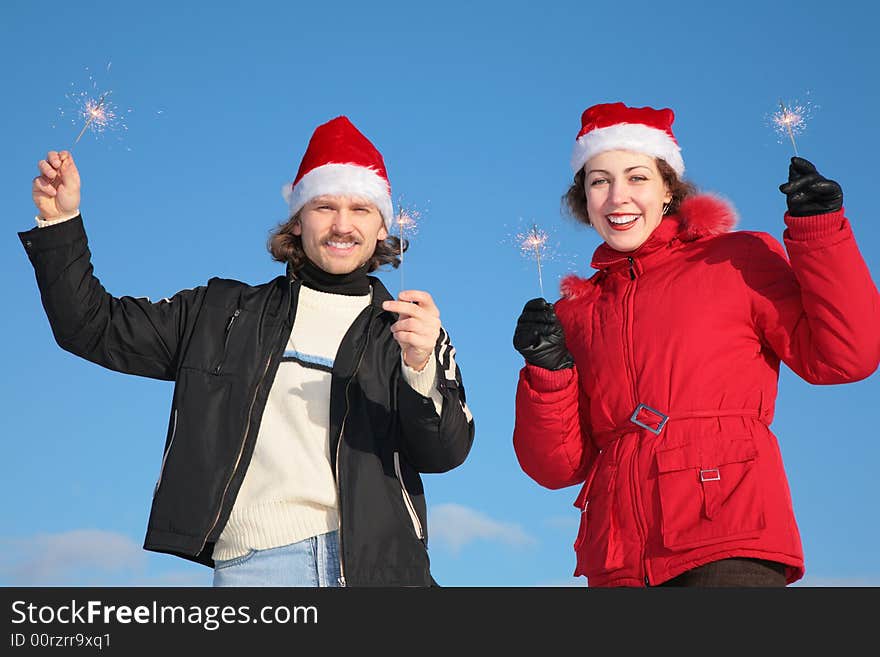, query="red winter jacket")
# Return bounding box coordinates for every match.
[513,195,880,587]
